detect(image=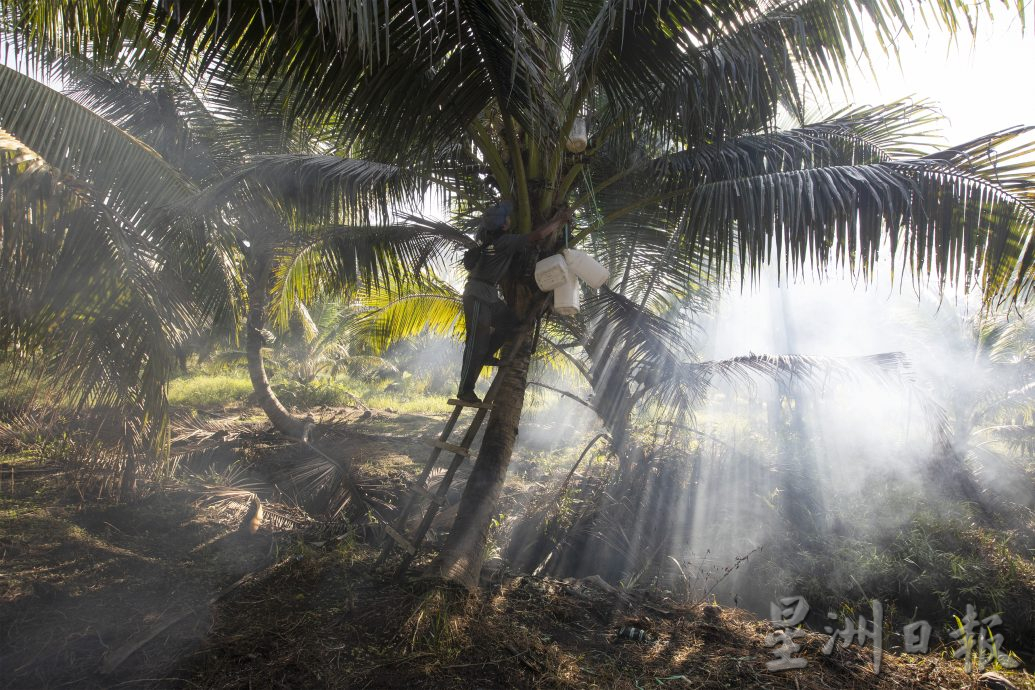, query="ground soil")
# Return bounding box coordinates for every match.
[1,405,1033,689]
